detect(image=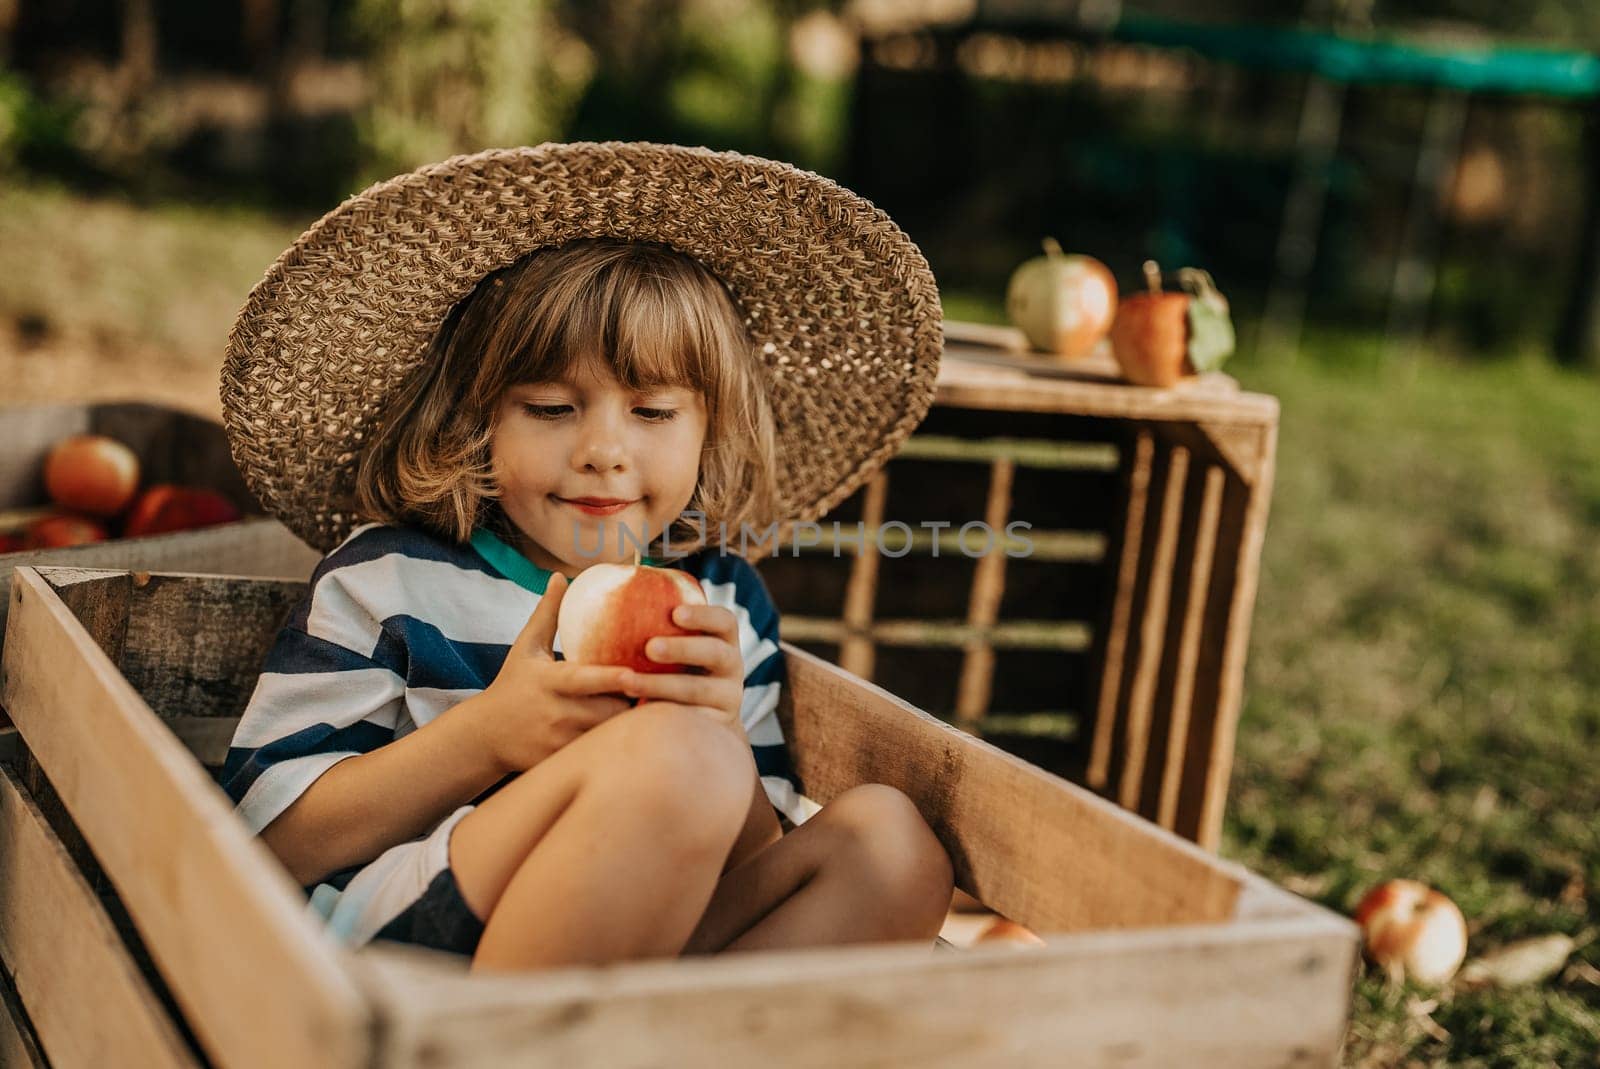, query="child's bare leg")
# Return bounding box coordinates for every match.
[448,702,753,971]
[680,783,954,956]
